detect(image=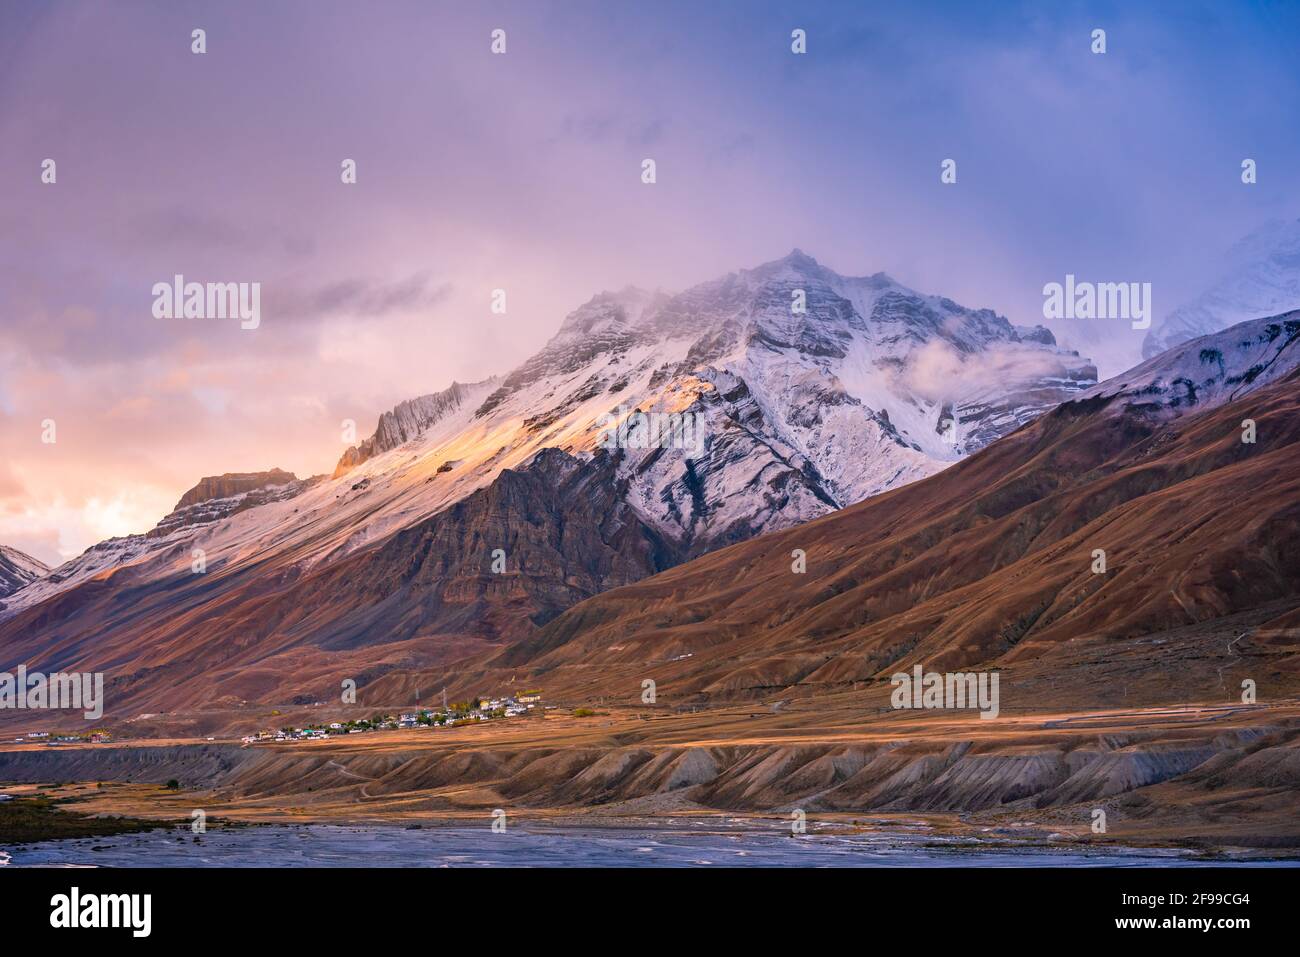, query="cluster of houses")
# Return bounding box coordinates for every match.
[240,691,542,745]
[12,729,113,745]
